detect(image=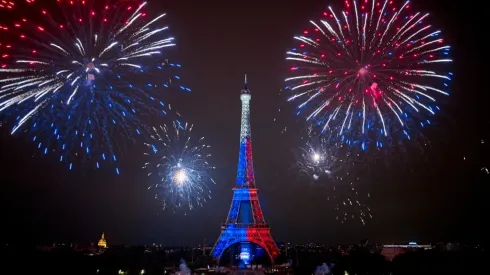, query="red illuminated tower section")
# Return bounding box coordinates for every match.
[211,75,279,264]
